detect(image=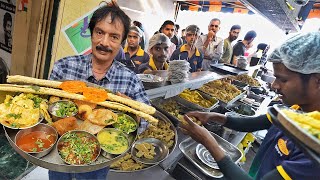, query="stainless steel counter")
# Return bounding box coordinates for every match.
[146,71,229,99]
